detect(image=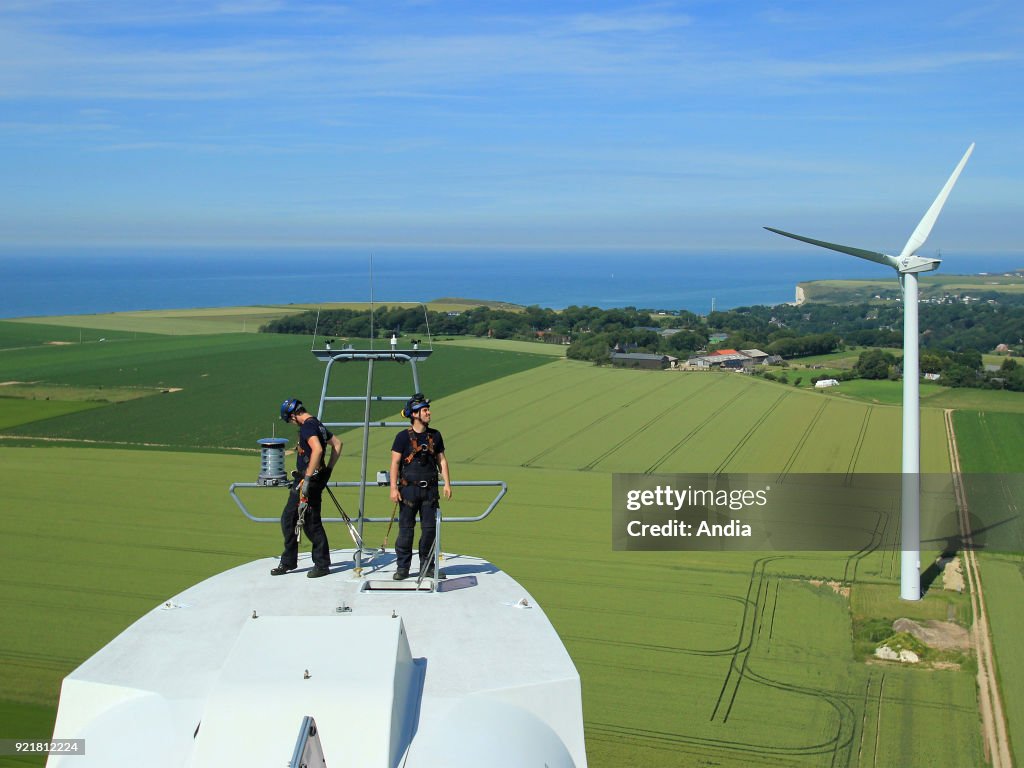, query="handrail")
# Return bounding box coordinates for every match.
[228,479,507,525]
